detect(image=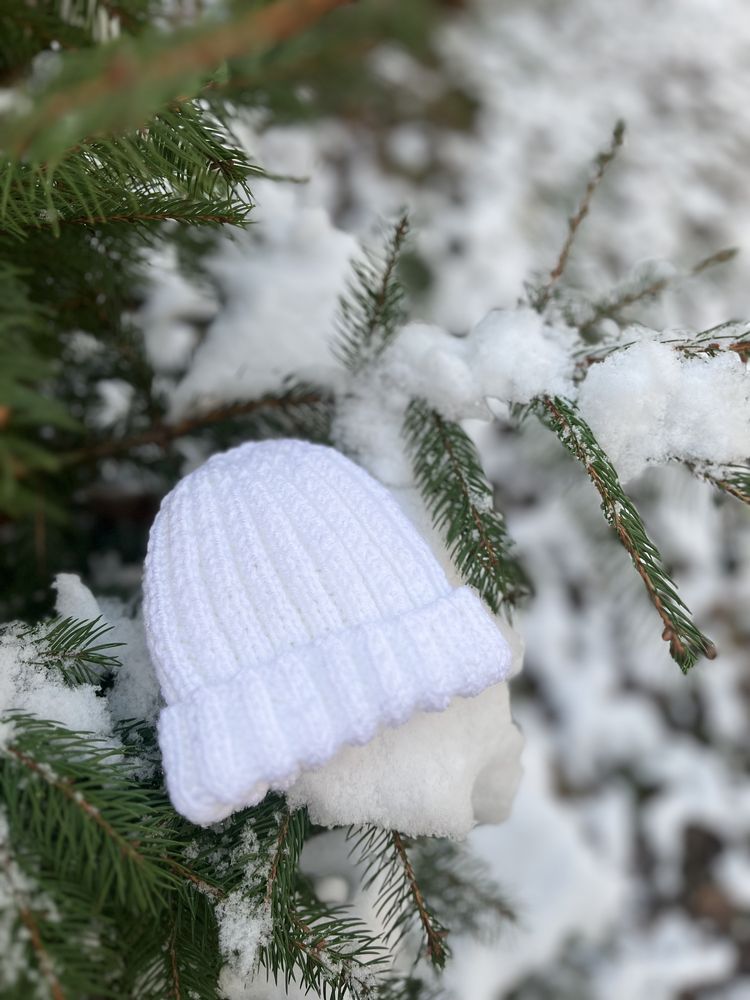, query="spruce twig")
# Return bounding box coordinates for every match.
[535,120,625,310]
[692,464,750,506]
[259,809,384,998]
[28,615,123,687]
[403,399,530,612]
[536,395,716,671]
[349,826,448,970]
[574,320,750,377]
[60,386,329,467]
[333,212,411,373]
[1,717,183,914]
[577,247,738,337]
[0,844,65,1000]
